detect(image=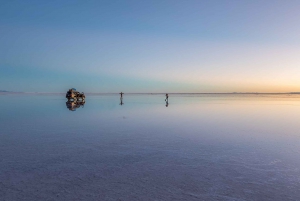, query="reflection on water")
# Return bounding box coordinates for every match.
[1,94,300,200]
[120,92,124,105]
[119,97,124,105]
[165,93,169,107]
[66,100,85,111]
